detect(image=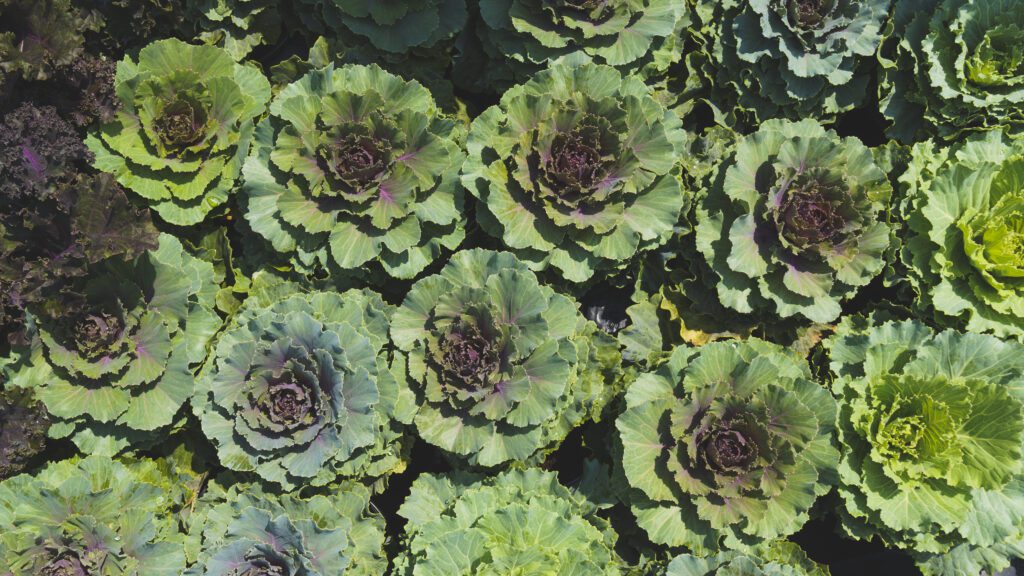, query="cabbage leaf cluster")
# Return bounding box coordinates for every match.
[616,339,839,552]
[827,319,1024,576]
